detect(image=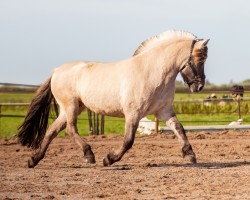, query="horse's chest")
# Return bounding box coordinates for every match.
[145,89,174,114]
